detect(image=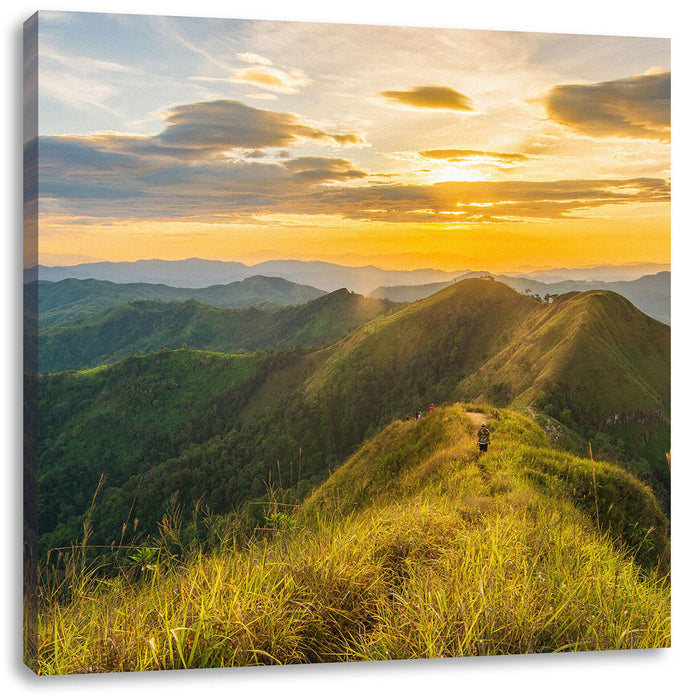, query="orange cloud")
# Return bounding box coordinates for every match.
[230,66,313,94]
[418,149,529,166]
[379,86,473,111]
